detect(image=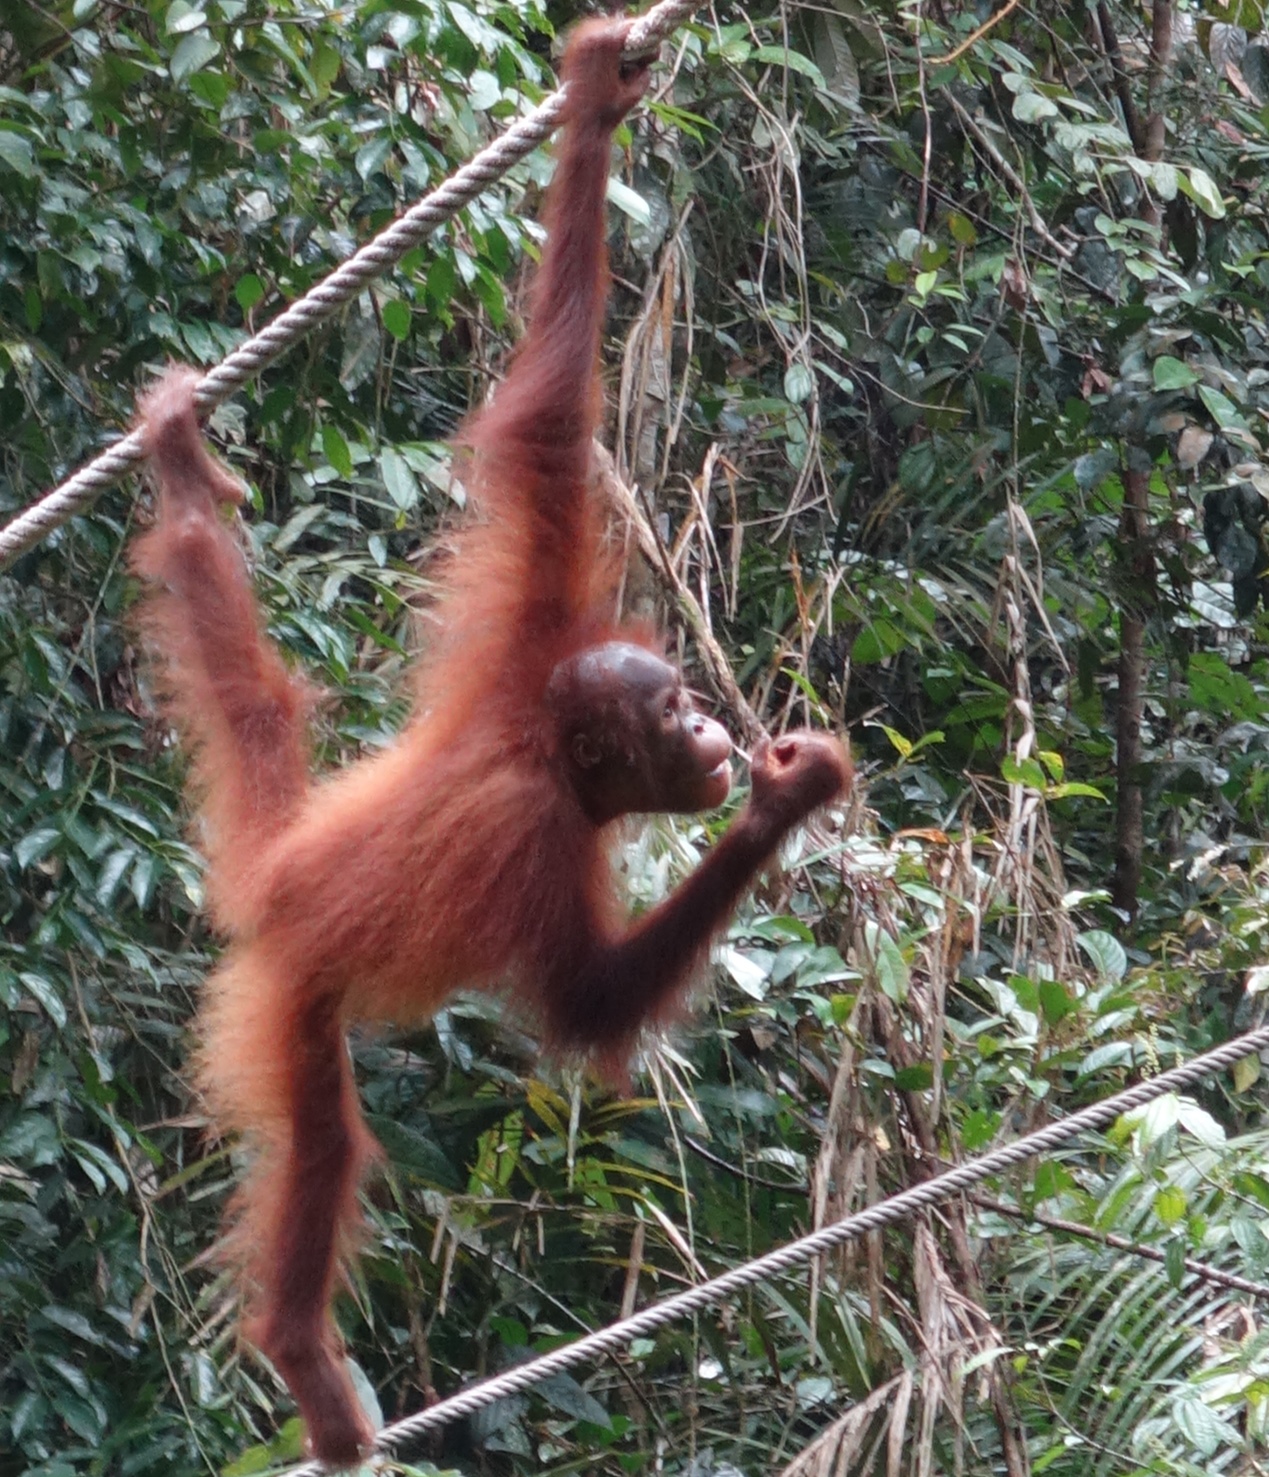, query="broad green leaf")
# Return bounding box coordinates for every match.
[322,424,353,478]
[40,1306,104,1345]
[381,299,411,340]
[1012,91,1059,122]
[1124,1093,1180,1148]
[1151,159,1179,199]
[751,45,826,87]
[130,854,157,911]
[719,944,770,999]
[1076,929,1127,983]
[1080,1041,1133,1075]
[170,31,221,81]
[646,100,714,141]
[537,1371,611,1425]
[879,723,912,759]
[1073,447,1117,491]
[1152,355,1198,389]
[166,3,209,34]
[852,619,907,663]
[70,1138,129,1193]
[0,129,35,177]
[379,446,420,511]
[605,175,651,225]
[272,504,323,554]
[96,846,136,906]
[0,1114,60,1164]
[871,928,909,1004]
[1176,1099,1225,1146]
[355,137,392,182]
[1233,1054,1261,1091]
[1184,165,1226,218]
[1172,1396,1238,1458]
[961,1108,999,1150]
[235,273,265,311]
[16,827,60,868]
[1197,382,1246,429]
[19,971,66,1028]
[1002,755,1048,790]
[1153,1185,1187,1225]
[1038,979,1075,1026]
[1033,1160,1076,1200]
[1047,781,1107,801]
[948,211,977,245]
[311,40,341,90]
[468,68,501,110]
[783,363,815,404]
